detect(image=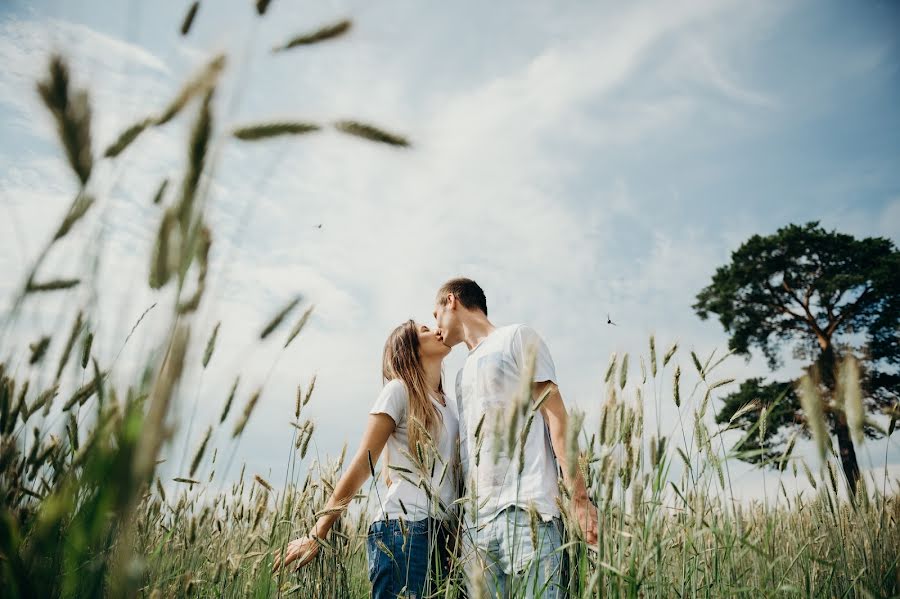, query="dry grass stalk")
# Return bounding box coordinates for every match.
[273,20,352,52]
[29,336,51,365]
[189,426,212,477]
[104,118,154,158]
[31,384,59,418]
[181,1,200,36]
[202,321,220,368]
[81,331,93,369]
[133,324,190,483]
[254,475,273,493]
[232,388,261,438]
[798,374,828,462]
[152,179,169,205]
[233,122,321,140]
[175,91,214,234]
[149,207,179,289]
[37,54,93,185]
[604,352,617,383]
[62,370,103,410]
[260,296,302,340]
[55,310,83,381]
[26,278,80,293]
[619,353,629,390]
[220,377,239,423]
[284,305,315,349]
[174,477,201,485]
[303,374,317,407]
[177,224,212,314]
[333,121,410,147]
[673,365,681,408]
[840,355,864,445]
[663,342,678,367]
[155,54,226,126]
